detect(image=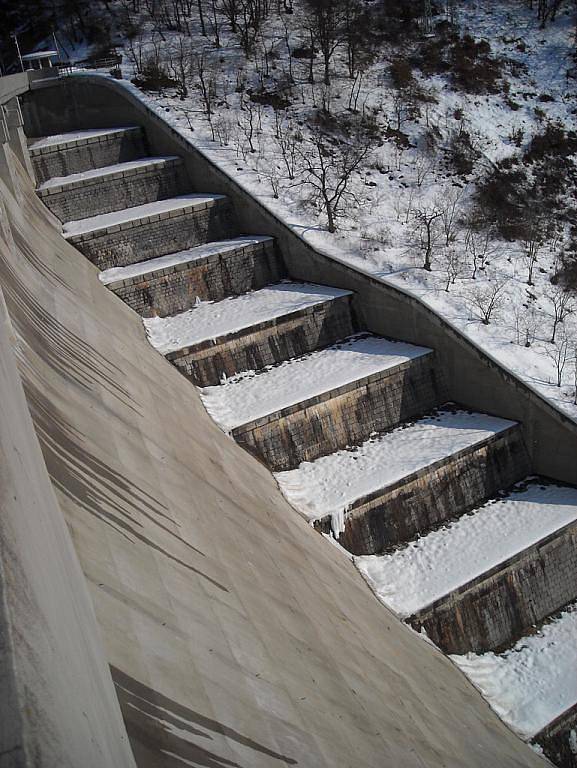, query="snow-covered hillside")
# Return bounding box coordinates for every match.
[72,0,577,420]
